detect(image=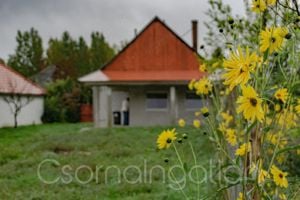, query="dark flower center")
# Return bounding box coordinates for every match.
[240,68,245,74]
[250,98,258,106]
[271,37,276,43]
[279,173,283,178]
[204,84,208,88]
[166,138,172,143]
